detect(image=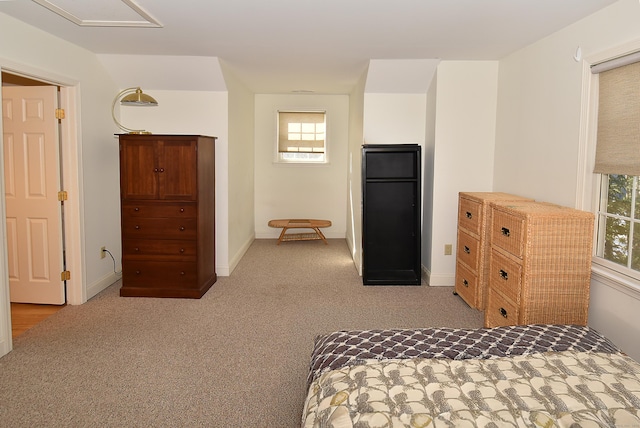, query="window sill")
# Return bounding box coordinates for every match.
[272,161,331,167]
[591,261,640,300]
